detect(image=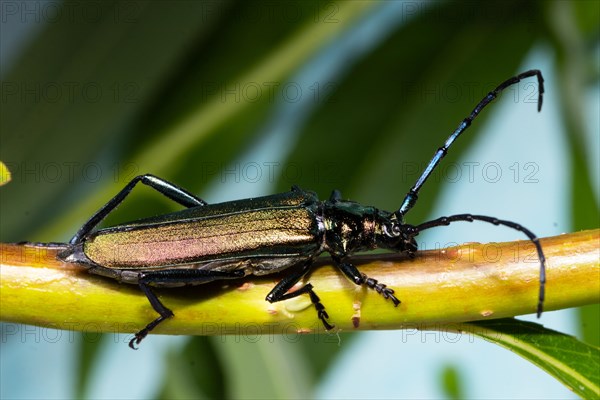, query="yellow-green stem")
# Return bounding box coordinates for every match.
[1,230,598,337]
